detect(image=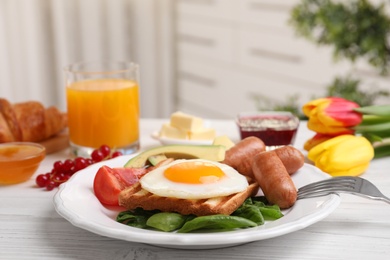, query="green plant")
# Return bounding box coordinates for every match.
[290,0,390,74]
[325,75,389,106]
[255,0,390,116]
